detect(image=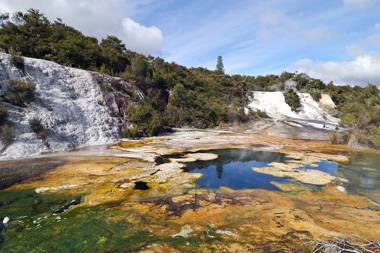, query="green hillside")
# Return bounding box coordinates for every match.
[1,9,380,148]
